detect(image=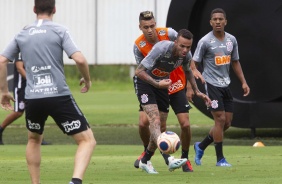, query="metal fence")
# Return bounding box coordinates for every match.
[0,0,171,65]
